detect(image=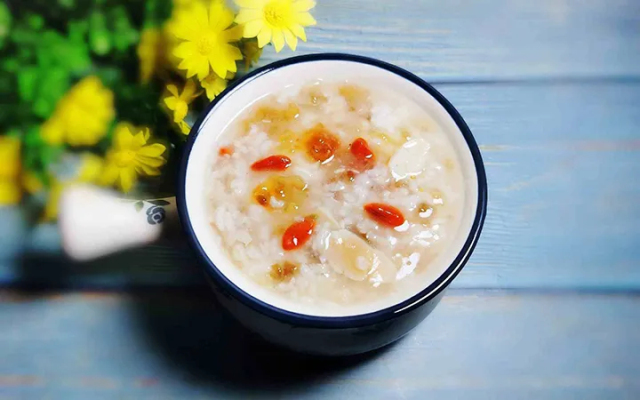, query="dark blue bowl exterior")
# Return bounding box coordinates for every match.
[177,53,487,356]
[212,278,445,356]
